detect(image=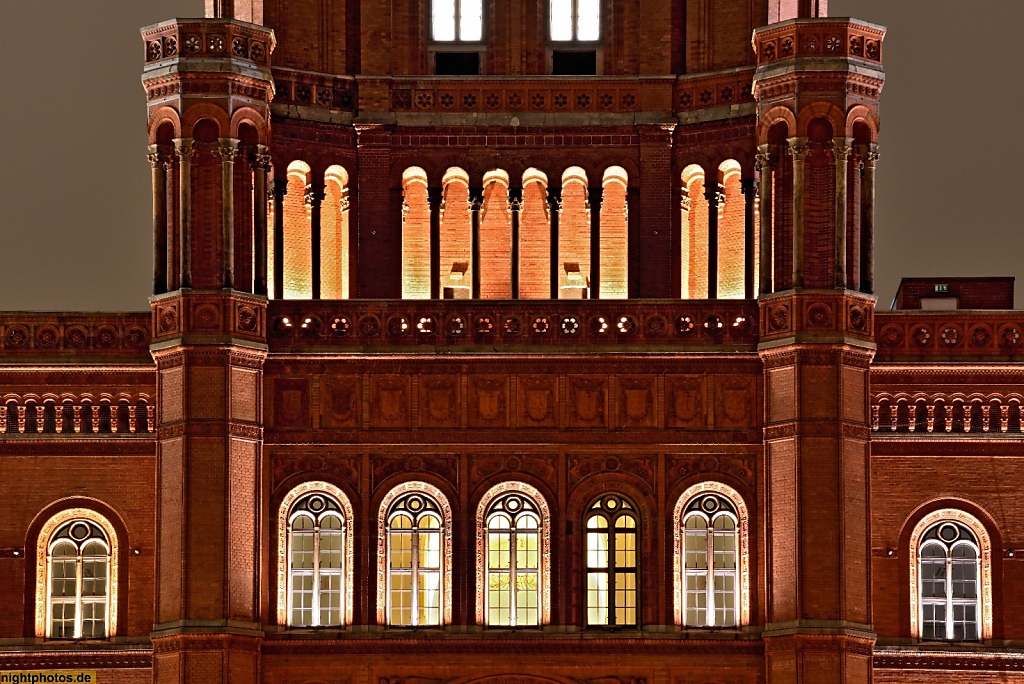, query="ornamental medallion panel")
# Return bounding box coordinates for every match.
[518,375,558,428]
[665,375,706,429]
[666,454,755,488]
[370,375,411,428]
[617,375,656,428]
[468,375,508,427]
[567,375,607,428]
[320,375,361,428]
[419,375,460,428]
[273,378,310,428]
[568,454,656,492]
